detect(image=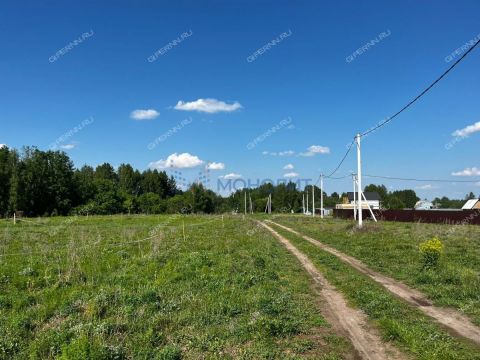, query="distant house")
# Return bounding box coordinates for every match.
[462,199,480,210]
[415,200,434,210]
[336,192,381,210]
